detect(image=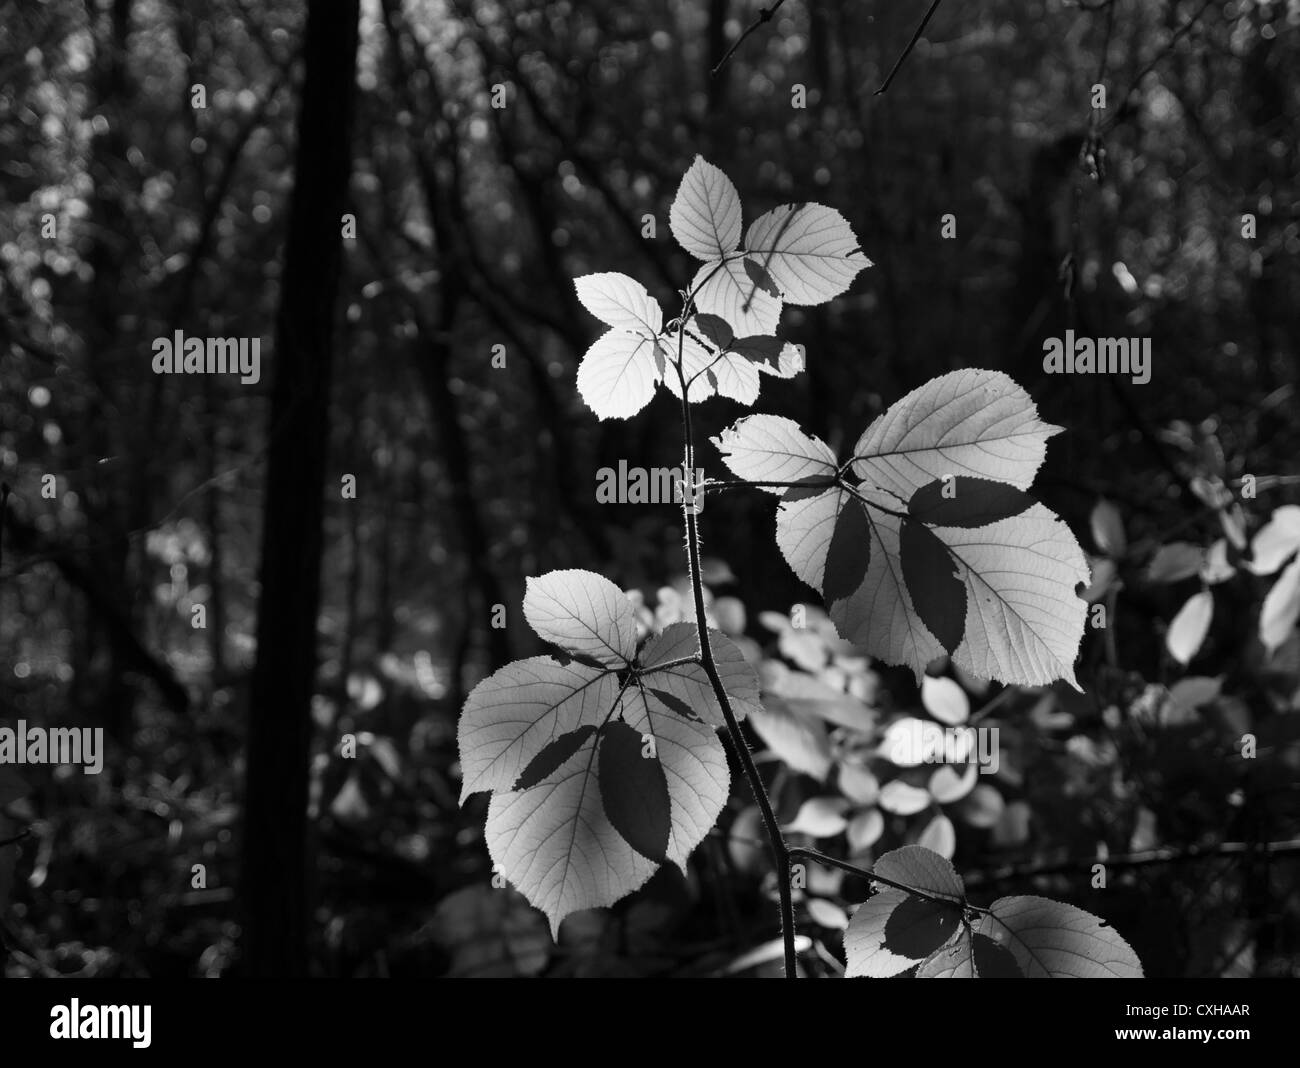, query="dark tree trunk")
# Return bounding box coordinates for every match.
[239,0,361,978]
